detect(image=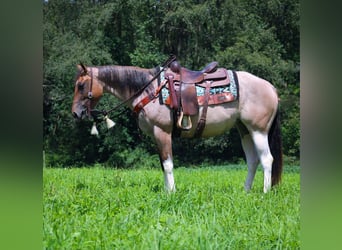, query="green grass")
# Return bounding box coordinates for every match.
[43,165,300,249]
